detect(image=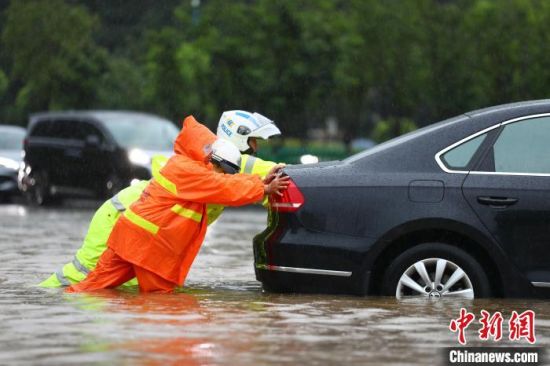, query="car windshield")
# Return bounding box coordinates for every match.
[0,128,25,150]
[101,114,179,151]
